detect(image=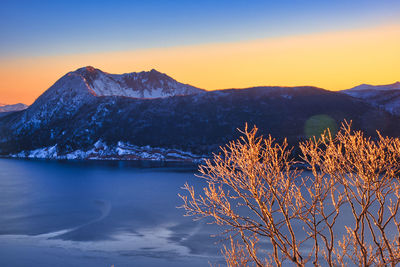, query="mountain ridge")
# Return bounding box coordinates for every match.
[0,103,28,112]
[340,81,400,115]
[71,66,204,98]
[2,84,400,159]
[7,66,205,132]
[1,68,400,160]
[343,81,400,91]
